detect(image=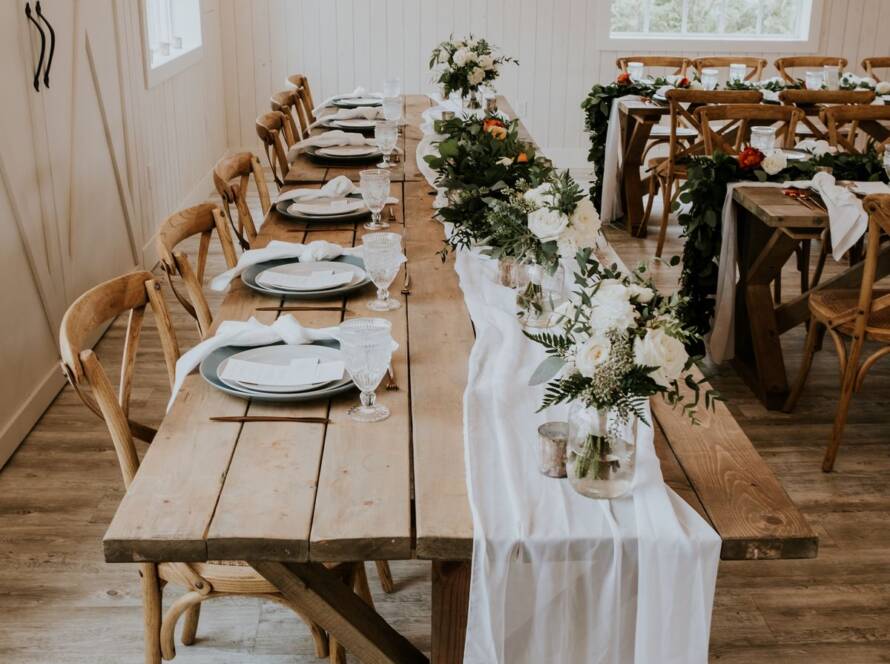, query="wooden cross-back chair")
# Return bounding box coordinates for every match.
[645,89,763,257]
[784,194,890,471]
[779,89,876,140]
[212,152,270,250]
[256,111,293,188]
[288,73,317,123]
[820,104,890,154]
[271,89,311,142]
[156,203,238,339]
[694,103,803,155]
[862,57,890,82]
[774,56,847,85]
[615,55,689,77]
[691,56,767,82]
[59,272,390,664]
